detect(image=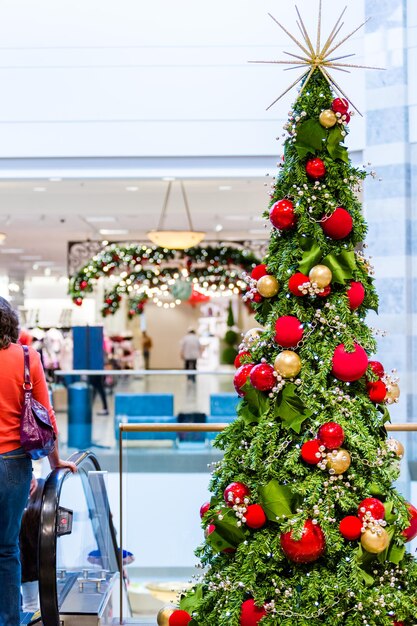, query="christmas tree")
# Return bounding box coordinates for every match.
[158,7,417,626]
